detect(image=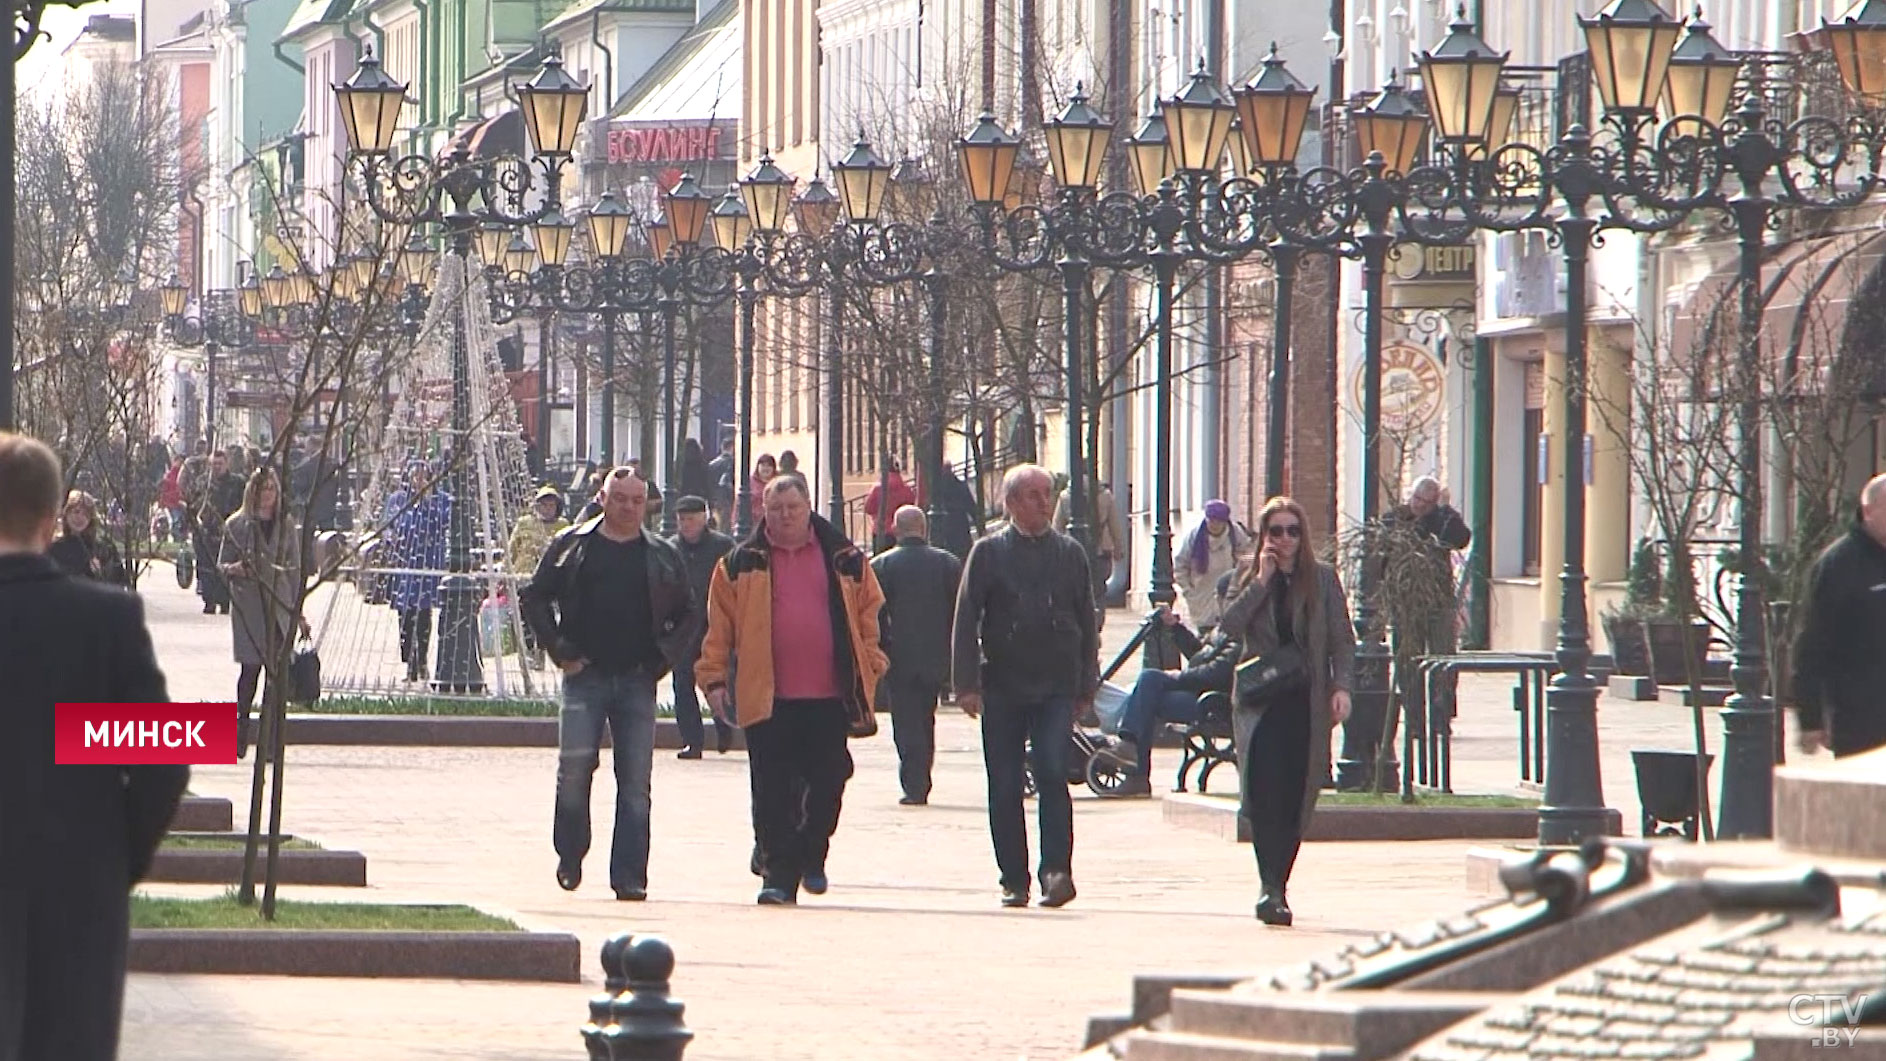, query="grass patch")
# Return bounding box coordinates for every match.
[161,834,321,851]
[310,695,559,717]
[1199,791,1539,808]
[1319,791,1540,808]
[130,891,520,932]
